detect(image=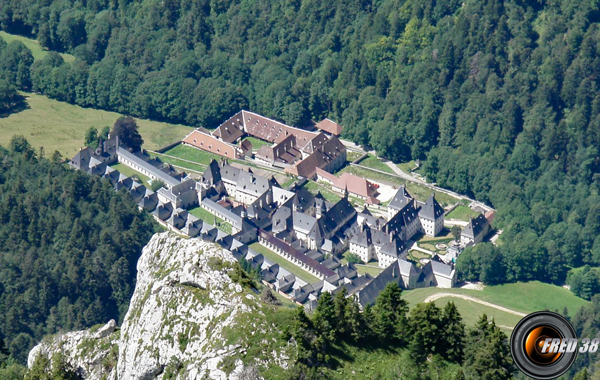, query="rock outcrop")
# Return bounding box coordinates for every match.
[28,232,292,379]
